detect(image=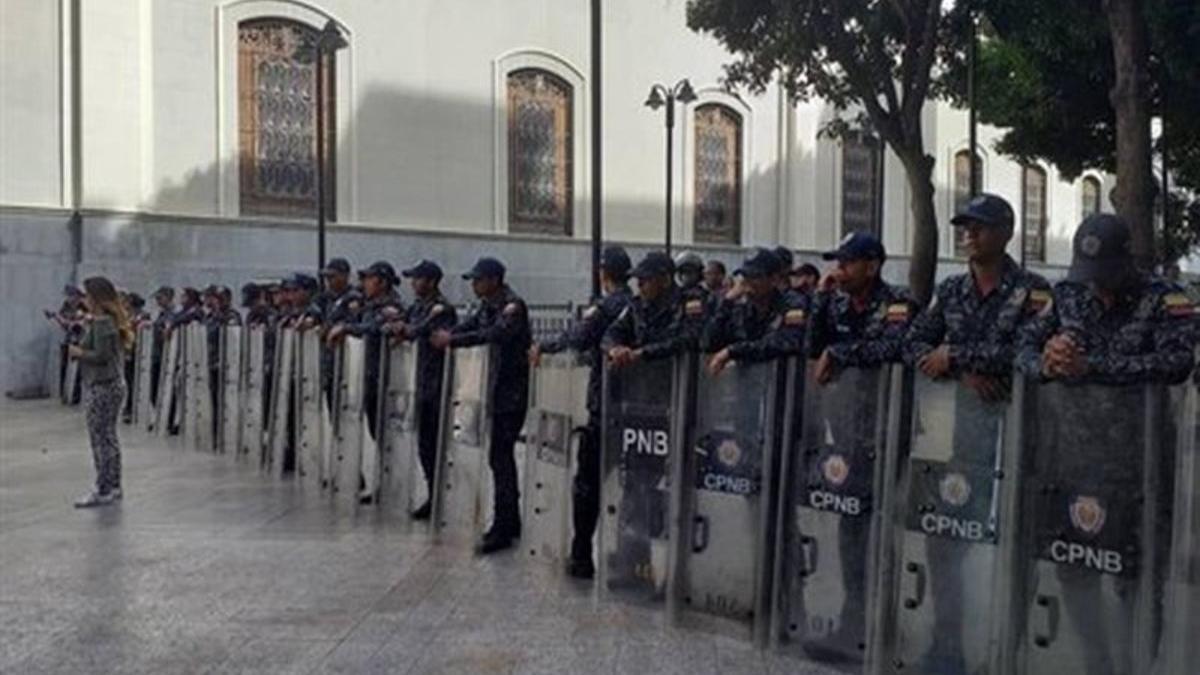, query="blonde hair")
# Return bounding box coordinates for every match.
[83,276,135,352]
